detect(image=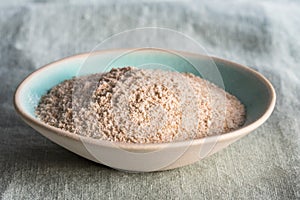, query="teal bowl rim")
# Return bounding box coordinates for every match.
[14,48,276,150]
